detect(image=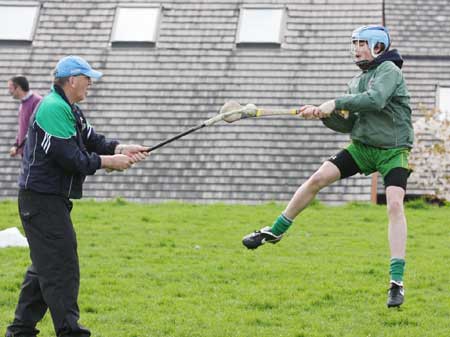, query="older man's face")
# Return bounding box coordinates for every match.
[71,75,92,103]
